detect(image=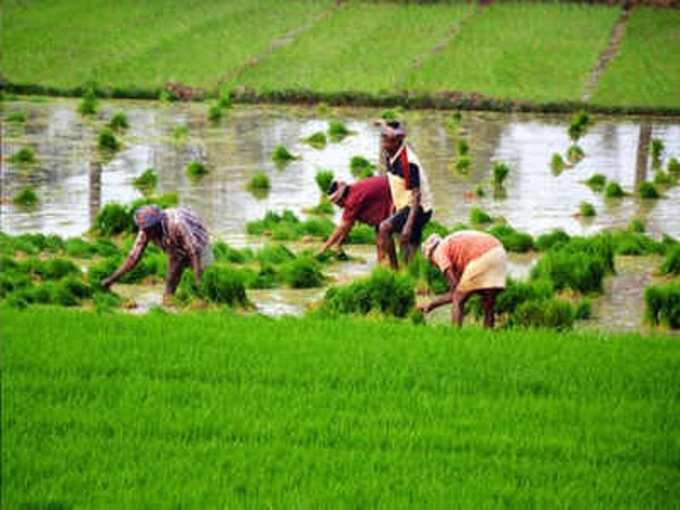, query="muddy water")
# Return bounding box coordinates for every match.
[2,98,679,329]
